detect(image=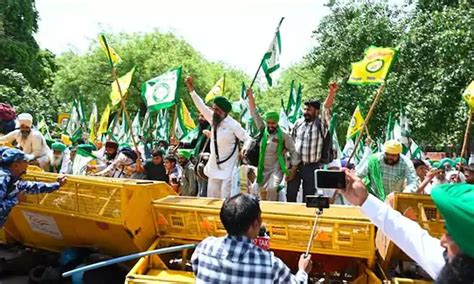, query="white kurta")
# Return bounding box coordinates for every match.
[190,91,251,180]
[0,129,50,167]
[361,194,445,279]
